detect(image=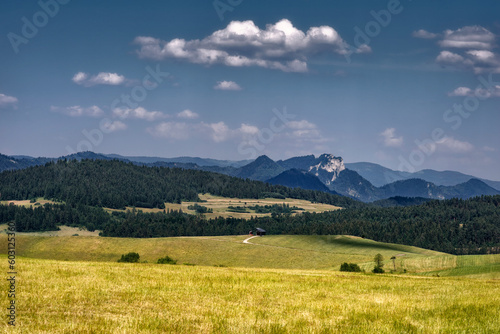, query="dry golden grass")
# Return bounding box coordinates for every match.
[1,256,499,333]
[0,197,60,208]
[0,235,441,271]
[0,225,100,237]
[106,193,341,219]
